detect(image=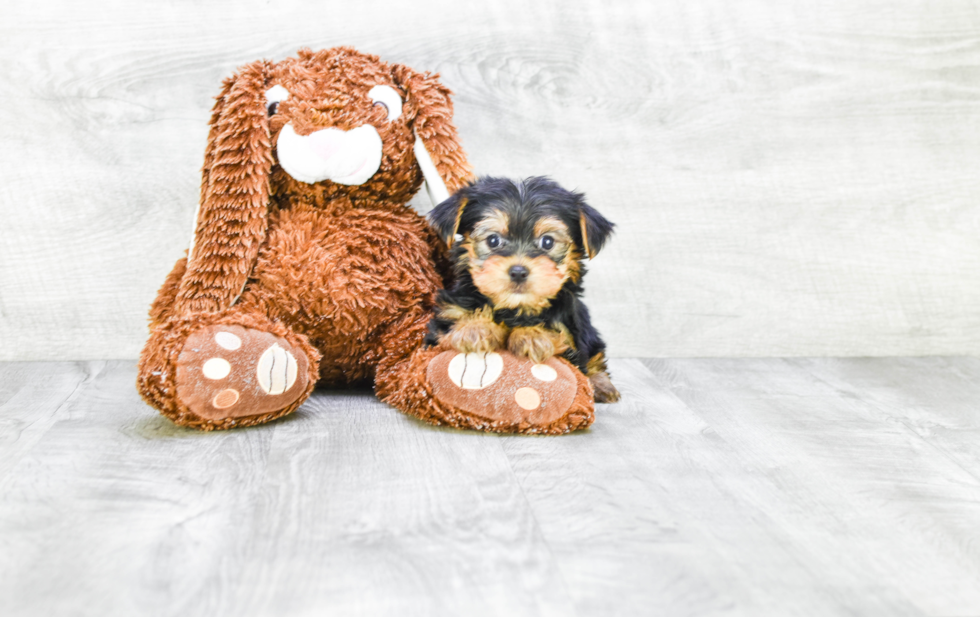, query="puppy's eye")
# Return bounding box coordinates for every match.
[540,235,555,250]
[265,84,290,117]
[368,85,403,122]
[486,234,501,249]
